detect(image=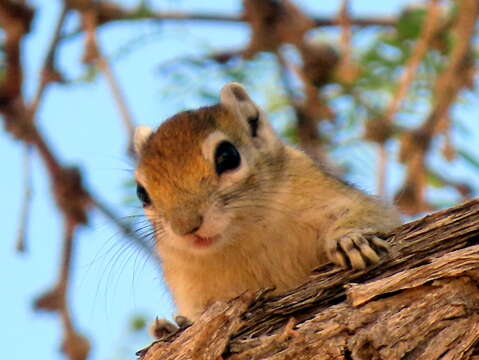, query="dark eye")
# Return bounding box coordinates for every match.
[136,183,151,207]
[215,141,241,175]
